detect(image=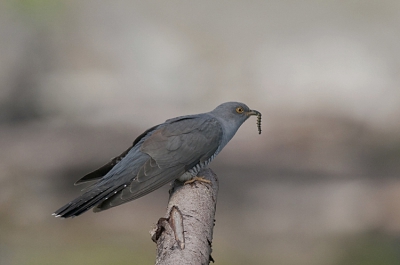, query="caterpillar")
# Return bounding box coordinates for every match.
[256,112,262,134]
